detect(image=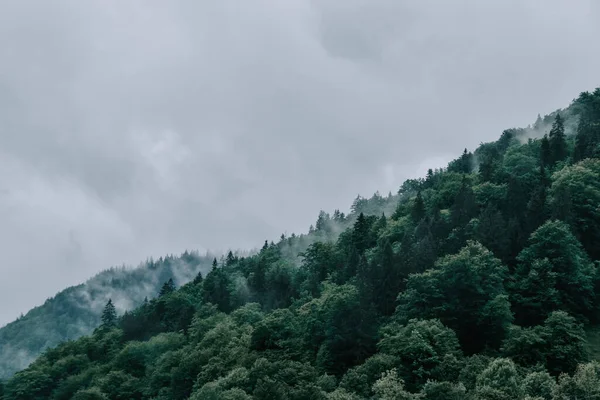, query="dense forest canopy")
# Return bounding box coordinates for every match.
[1,88,600,399]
